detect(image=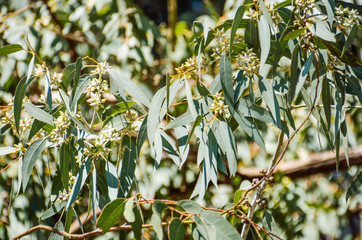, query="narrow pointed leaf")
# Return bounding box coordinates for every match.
[119,139,137,197]
[230,6,246,53]
[346,171,362,202]
[105,161,118,201]
[24,102,54,125]
[22,138,47,191]
[0,147,16,156]
[0,44,24,56]
[220,55,234,110]
[258,15,270,72]
[66,158,92,210]
[259,77,281,128]
[97,198,127,233]
[14,76,27,133]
